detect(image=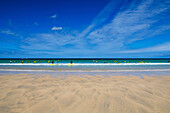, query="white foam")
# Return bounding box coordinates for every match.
[0,63,170,66]
[0,69,170,72]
